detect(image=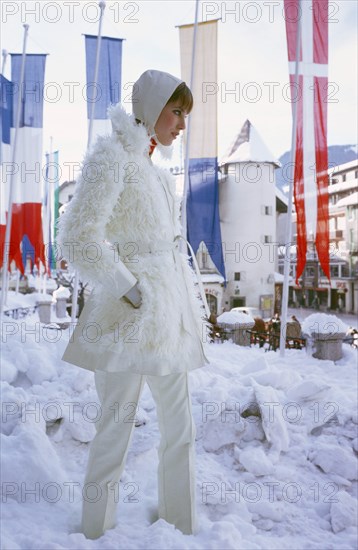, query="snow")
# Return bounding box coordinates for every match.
[309,445,357,481]
[4,291,39,310]
[53,286,71,300]
[251,381,290,456]
[217,311,255,325]
[302,313,349,337]
[286,379,331,402]
[330,492,358,533]
[28,274,58,291]
[238,447,275,476]
[34,292,54,304]
[200,273,225,284]
[1,290,358,550]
